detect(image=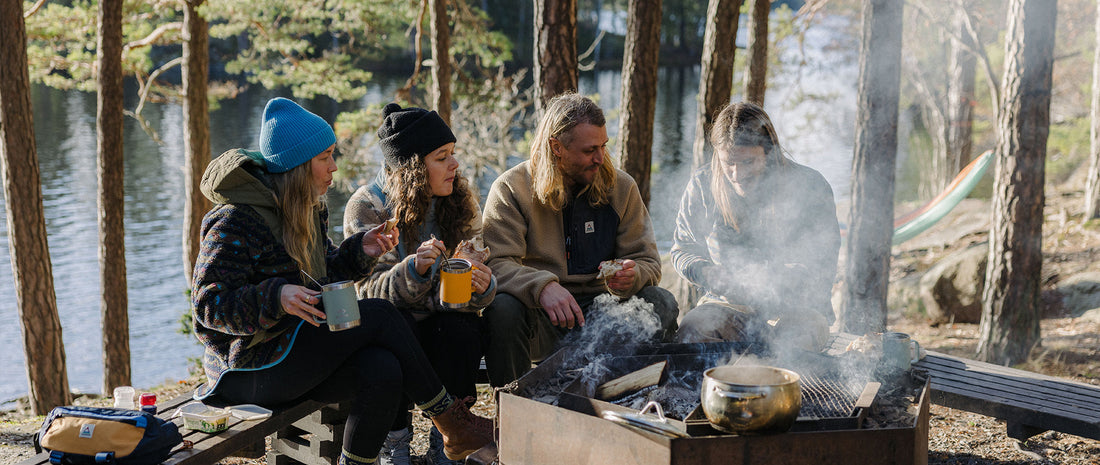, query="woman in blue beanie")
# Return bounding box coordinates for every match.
[343,103,494,465]
[191,97,493,465]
